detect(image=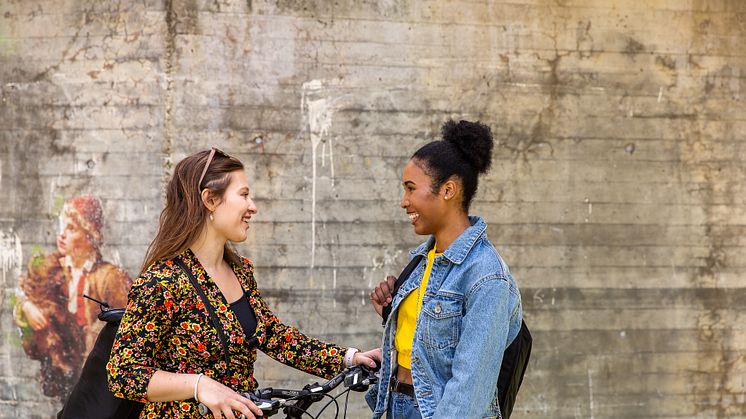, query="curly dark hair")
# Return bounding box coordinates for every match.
[411,119,494,212]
